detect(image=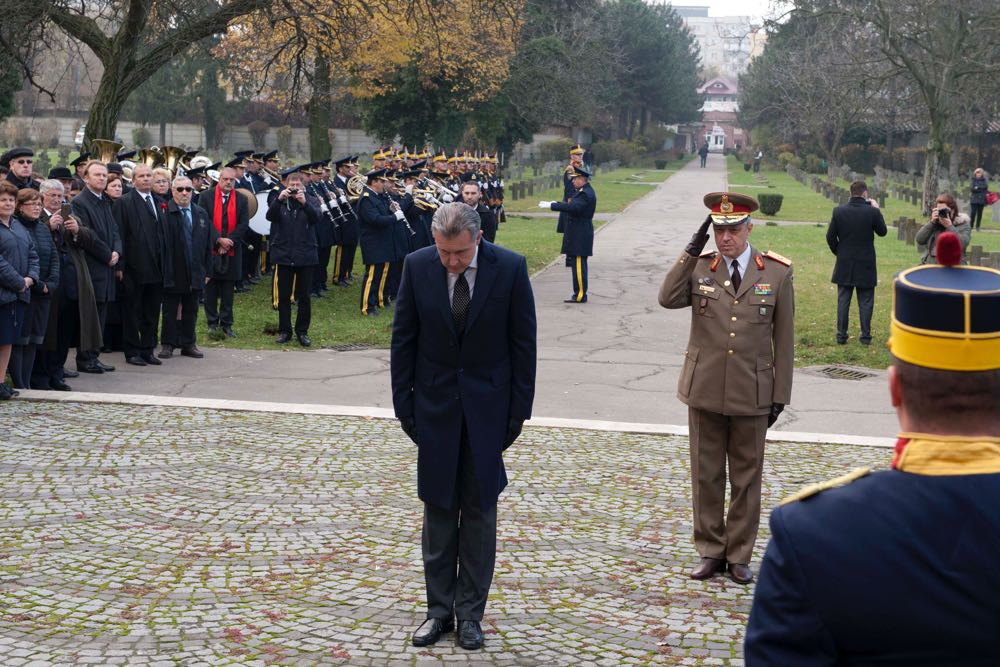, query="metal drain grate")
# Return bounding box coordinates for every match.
[329,343,373,352]
[817,365,876,380]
